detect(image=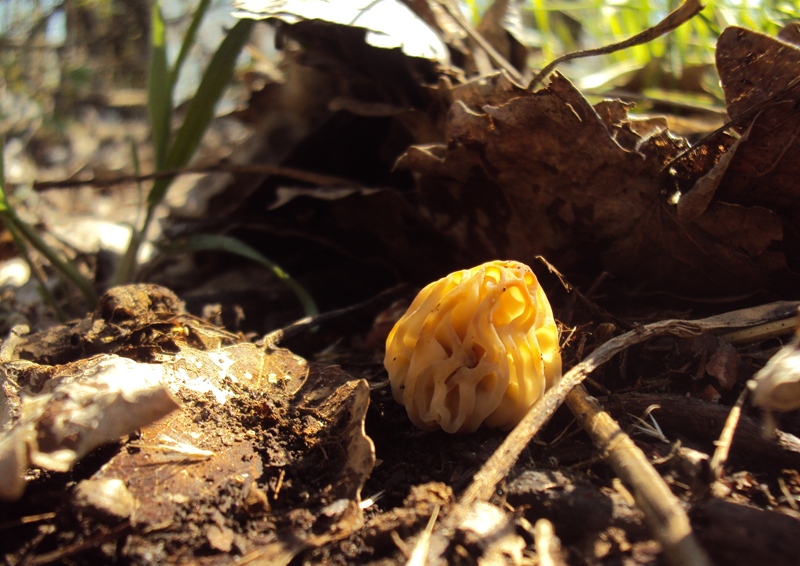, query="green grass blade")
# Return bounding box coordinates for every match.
[0,138,7,213]
[162,233,318,317]
[3,218,68,321]
[110,139,147,286]
[129,137,145,227]
[148,18,254,208]
[464,0,482,24]
[1,146,97,307]
[4,210,99,307]
[169,0,213,92]
[531,0,556,62]
[148,1,172,171]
